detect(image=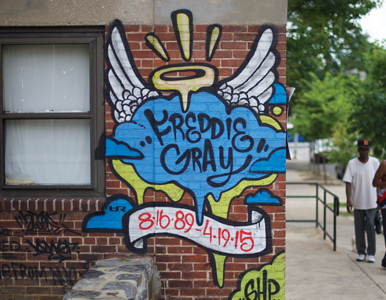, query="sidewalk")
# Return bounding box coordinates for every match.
[285,160,386,299]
